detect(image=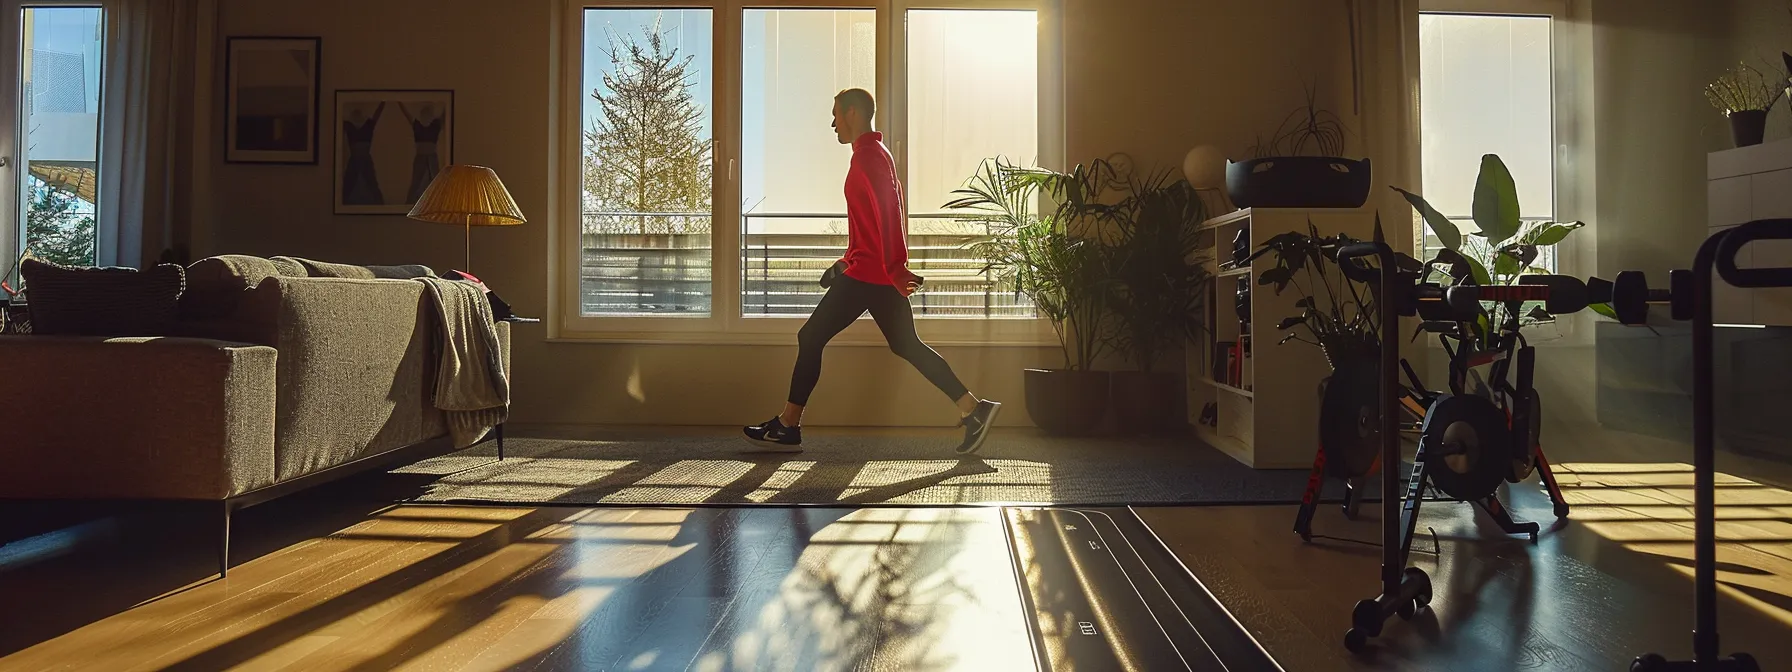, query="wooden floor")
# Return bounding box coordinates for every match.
[1138,462,1792,672]
[0,504,1032,672]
